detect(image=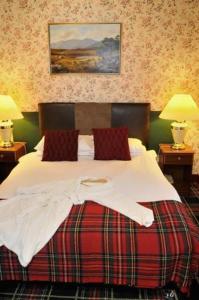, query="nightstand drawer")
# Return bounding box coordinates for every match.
[0,151,17,162]
[0,142,26,182]
[159,144,194,196]
[164,154,193,165]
